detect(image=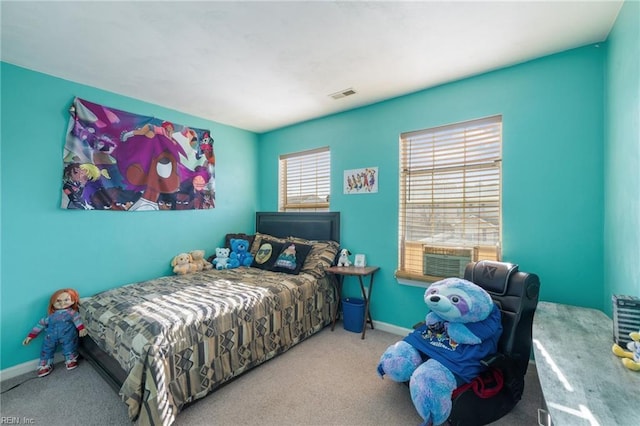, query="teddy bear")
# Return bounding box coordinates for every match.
[337,248,352,267]
[171,253,197,275]
[612,330,640,371]
[212,247,236,270]
[22,288,88,377]
[377,278,502,426]
[190,249,213,271]
[230,238,254,267]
